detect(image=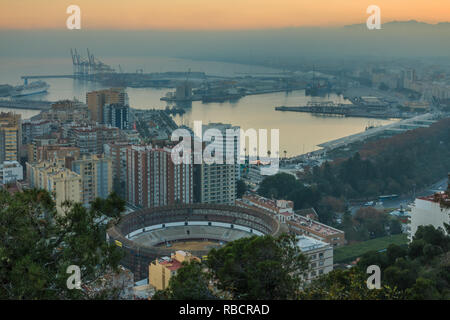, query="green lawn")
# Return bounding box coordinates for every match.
[334,234,408,264]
